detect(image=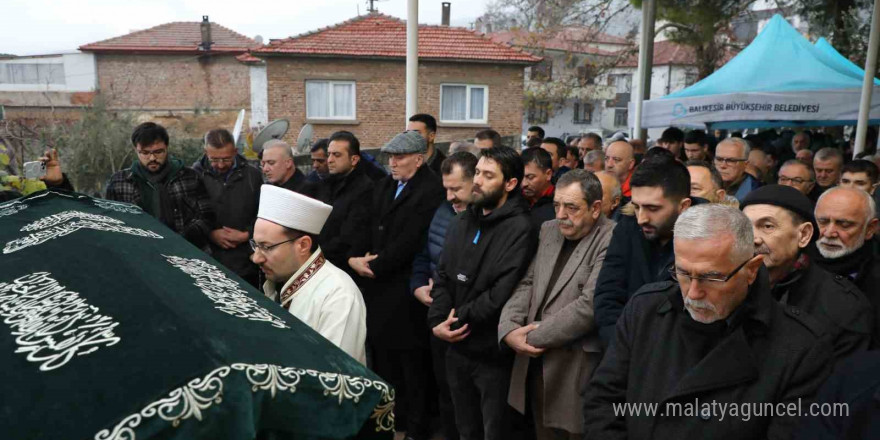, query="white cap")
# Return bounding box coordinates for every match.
[257,185,332,235]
